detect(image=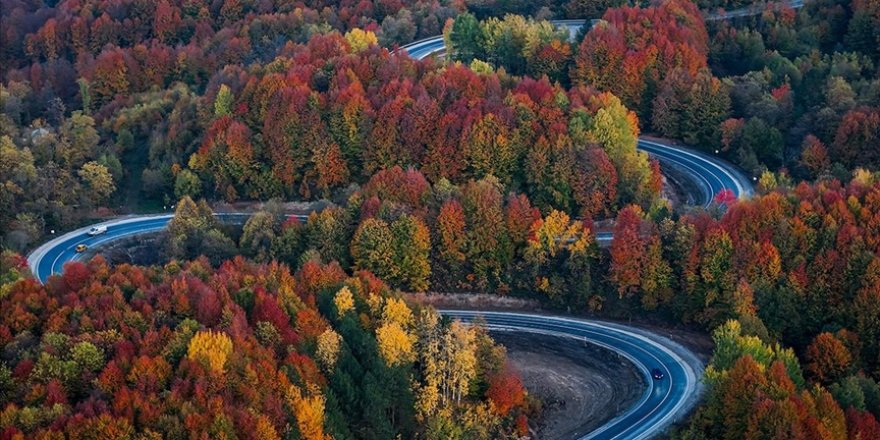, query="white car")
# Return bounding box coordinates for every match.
[87,226,108,236]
